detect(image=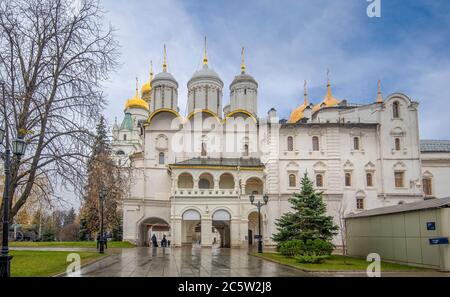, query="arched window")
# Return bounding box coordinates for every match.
[316,174,324,187]
[393,101,400,118]
[423,178,432,196]
[201,141,207,156]
[312,136,319,151]
[116,150,125,156]
[394,171,404,188]
[287,136,294,151]
[289,174,296,188]
[356,198,364,210]
[366,173,373,187]
[345,173,352,187]
[353,137,360,150]
[123,134,127,141]
[243,144,249,156]
[395,138,401,151]
[159,152,165,165]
